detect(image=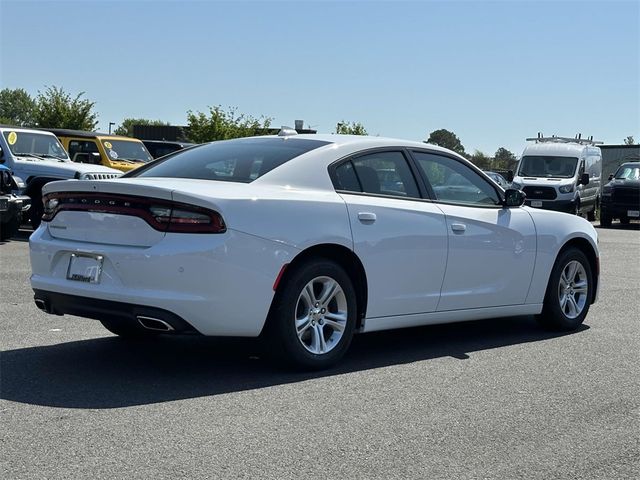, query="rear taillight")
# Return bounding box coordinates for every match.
[42,193,226,234]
